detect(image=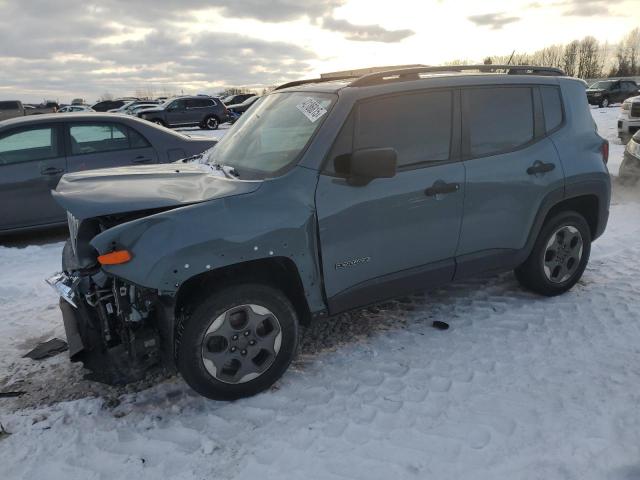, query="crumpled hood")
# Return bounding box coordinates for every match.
[52,163,261,220]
